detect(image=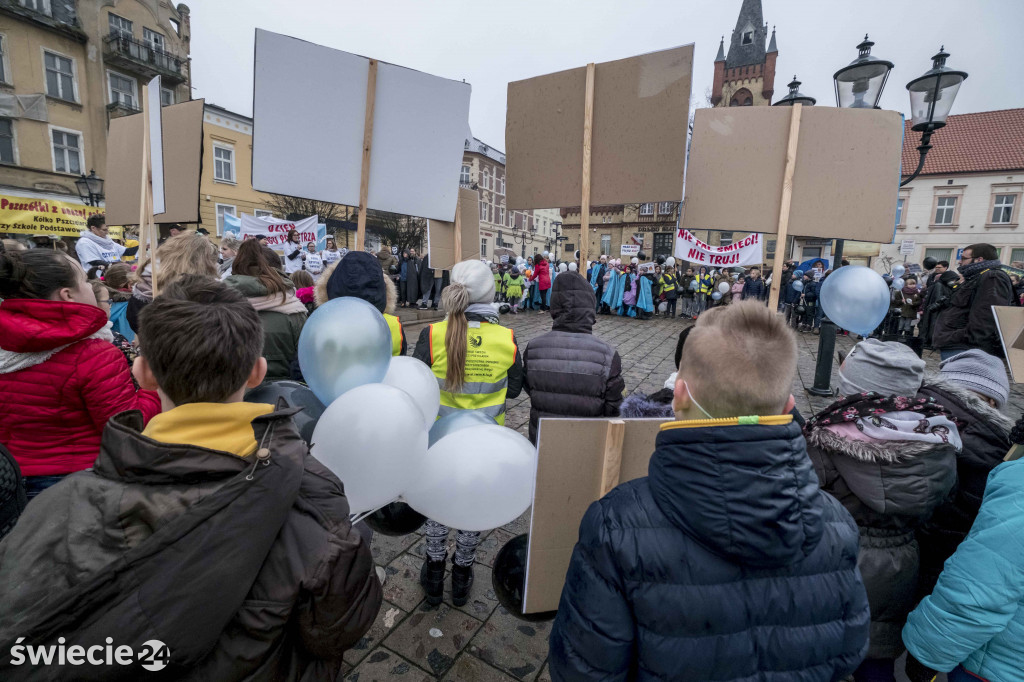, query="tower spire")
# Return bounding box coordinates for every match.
[715,36,726,62]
